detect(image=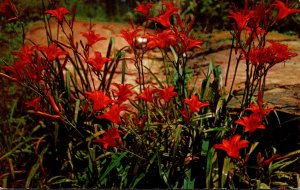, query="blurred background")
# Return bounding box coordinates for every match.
[2,0,300,30]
